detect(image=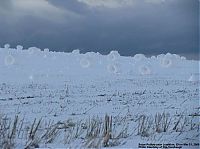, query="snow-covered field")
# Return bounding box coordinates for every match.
[0,45,199,148]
